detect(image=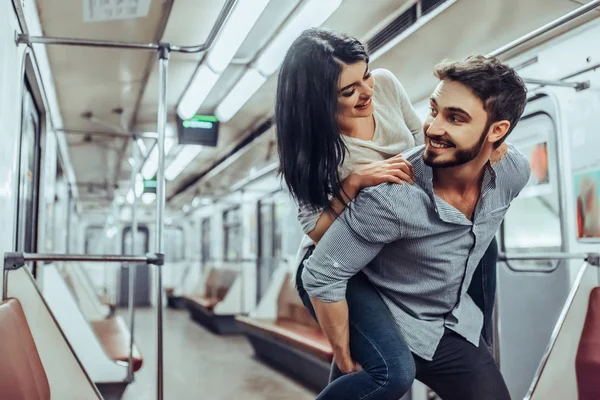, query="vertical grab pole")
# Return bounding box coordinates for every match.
[155,44,170,400]
[127,139,139,382]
